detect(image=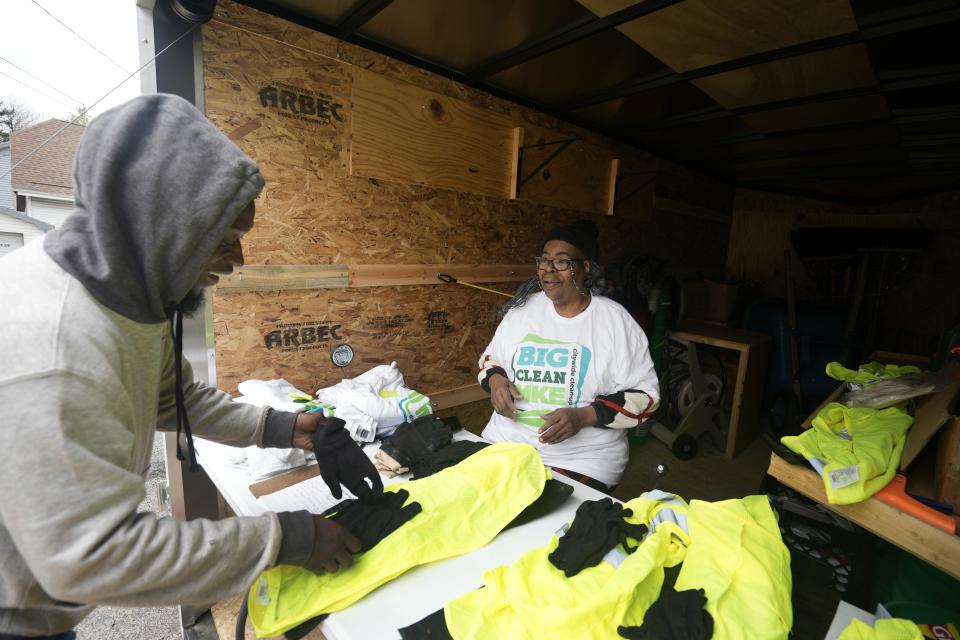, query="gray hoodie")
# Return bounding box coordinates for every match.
[0,94,311,635]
